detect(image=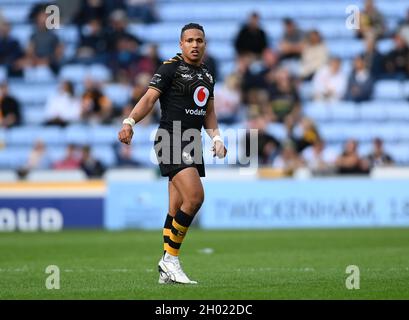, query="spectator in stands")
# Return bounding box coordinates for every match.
[132,44,162,77]
[125,0,158,24]
[24,9,64,75]
[244,106,280,165]
[264,68,301,132]
[278,17,304,61]
[0,21,24,77]
[299,30,328,80]
[234,12,268,58]
[53,144,81,170]
[0,82,21,127]
[17,140,51,179]
[357,0,386,41]
[384,33,409,79]
[115,143,141,167]
[302,139,337,175]
[26,140,51,169]
[344,55,374,102]
[80,80,113,123]
[362,36,384,79]
[203,51,219,82]
[214,74,242,124]
[335,139,370,174]
[398,8,409,47]
[312,57,347,102]
[106,9,142,54]
[80,145,105,178]
[76,18,108,64]
[292,117,321,152]
[73,0,111,27]
[44,81,81,127]
[366,138,394,168]
[272,140,305,175]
